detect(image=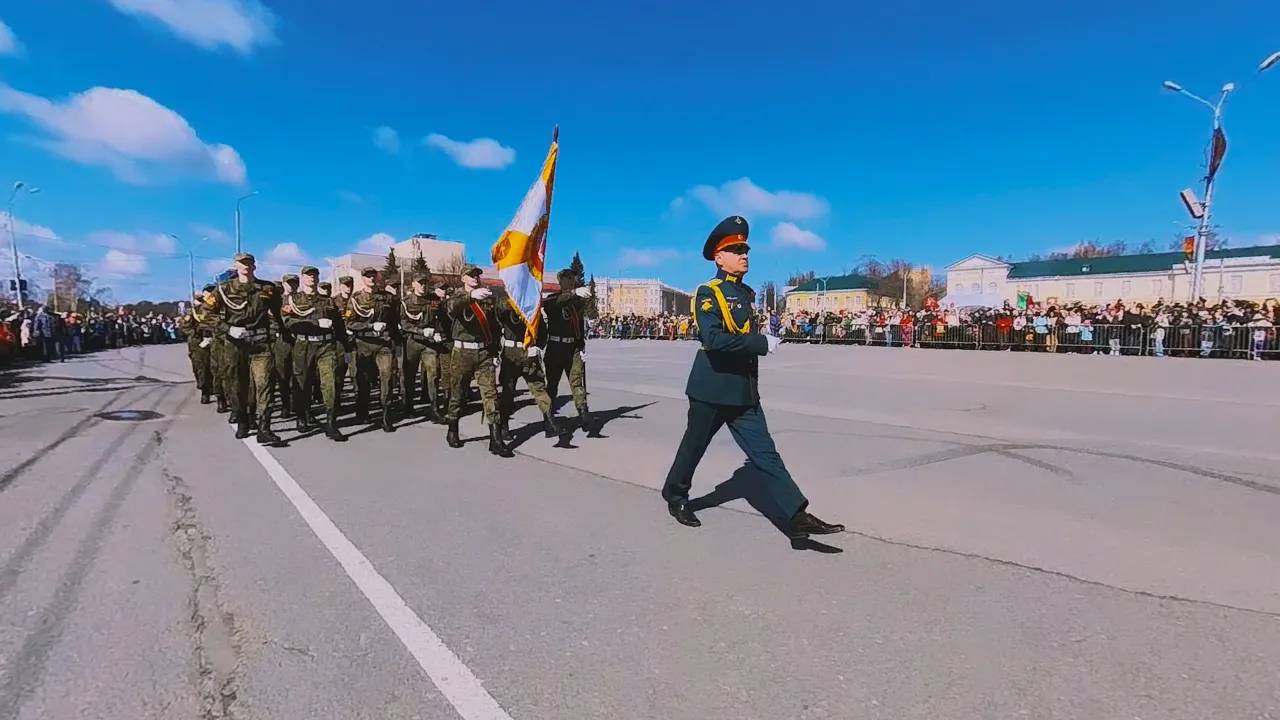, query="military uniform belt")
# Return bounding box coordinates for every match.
[295,334,331,342]
[351,329,388,338]
[501,339,522,348]
[410,328,443,341]
[453,340,483,350]
[231,327,270,341]
[548,335,578,344]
